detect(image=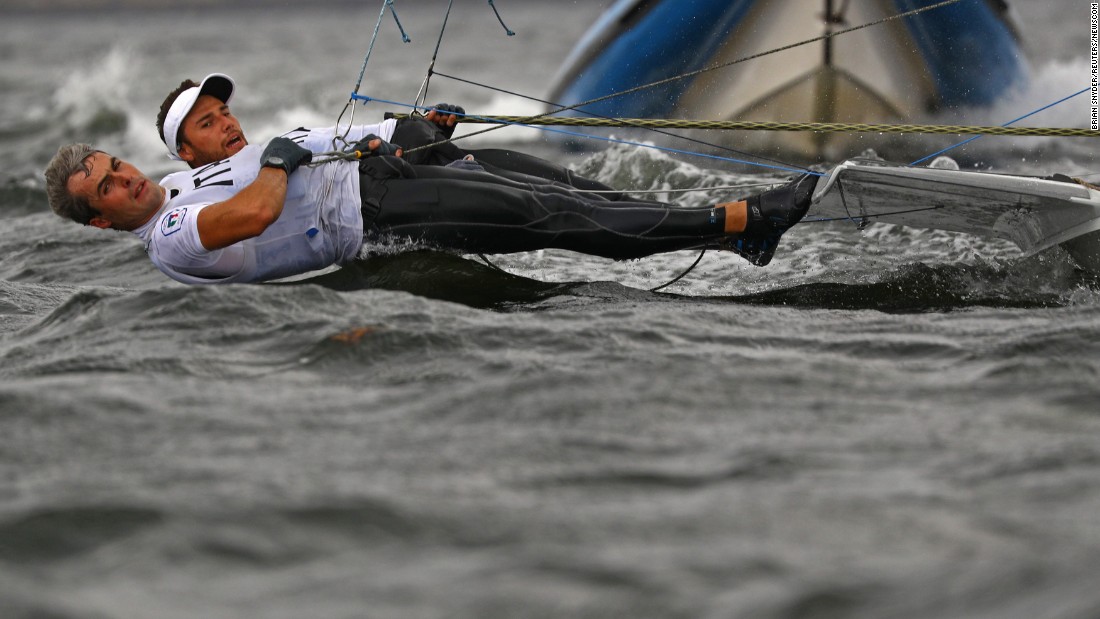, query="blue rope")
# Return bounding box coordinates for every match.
[351,1,410,97]
[350,3,388,96]
[909,86,1091,166]
[388,0,411,43]
[350,93,823,177]
[487,0,515,36]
